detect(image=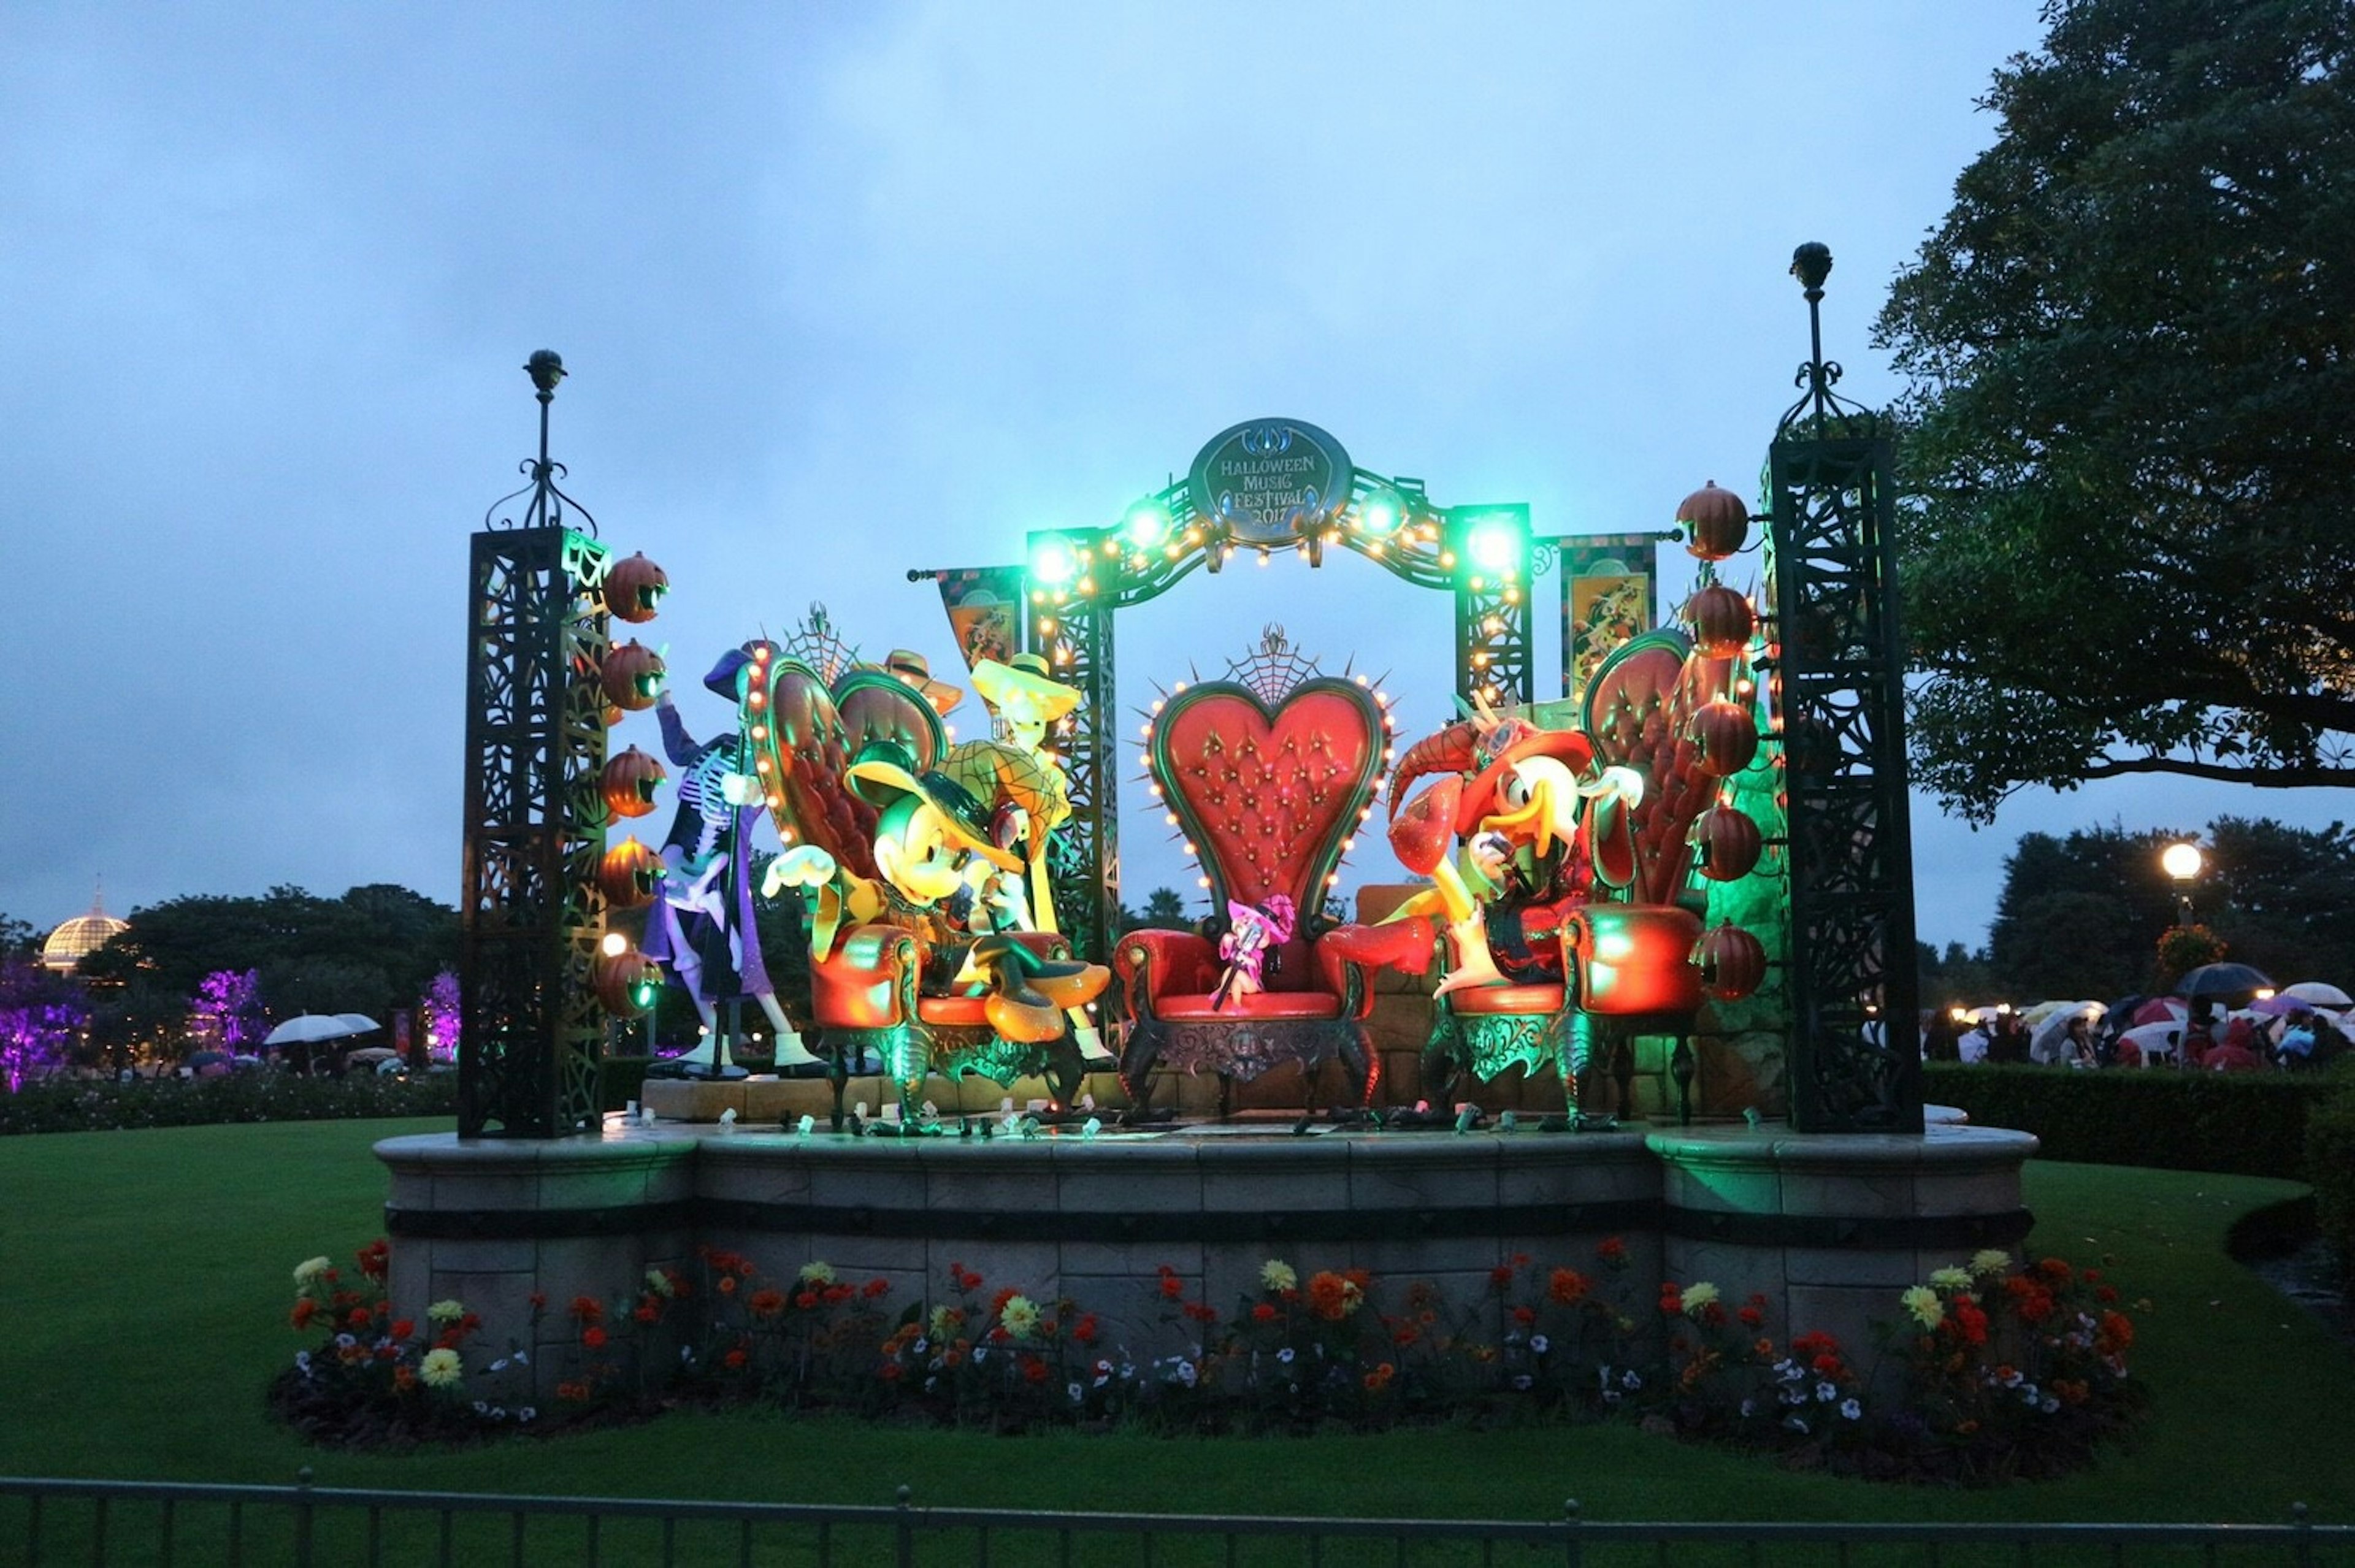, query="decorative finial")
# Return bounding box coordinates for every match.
[525,350,567,397]
[1790,242,1832,296]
